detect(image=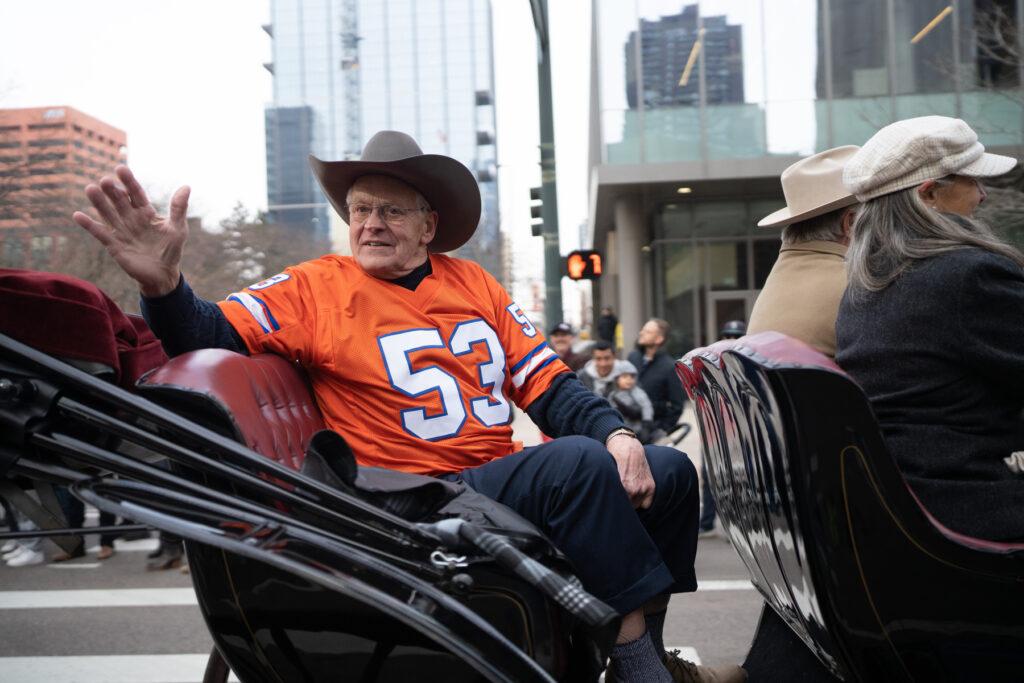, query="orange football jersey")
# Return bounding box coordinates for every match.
[217,254,567,475]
